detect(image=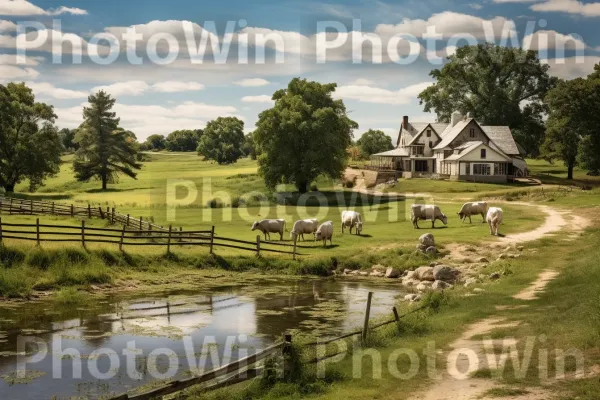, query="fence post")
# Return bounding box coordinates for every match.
[362,292,373,343]
[117,225,125,251]
[209,226,215,254]
[9,198,13,215]
[0,217,3,243]
[392,306,401,334]
[30,199,33,215]
[292,234,297,260]
[256,235,261,257]
[88,204,91,218]
[51,202,55,216]
[167,225,172,254]
[36,218,40,246]
[99,207,104,219]
[81,220,86,249]
[126,214,130,227]
[111,208,115,224]
[139,217,143,232]
[178,226,183,243]
[70,204,74,217]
